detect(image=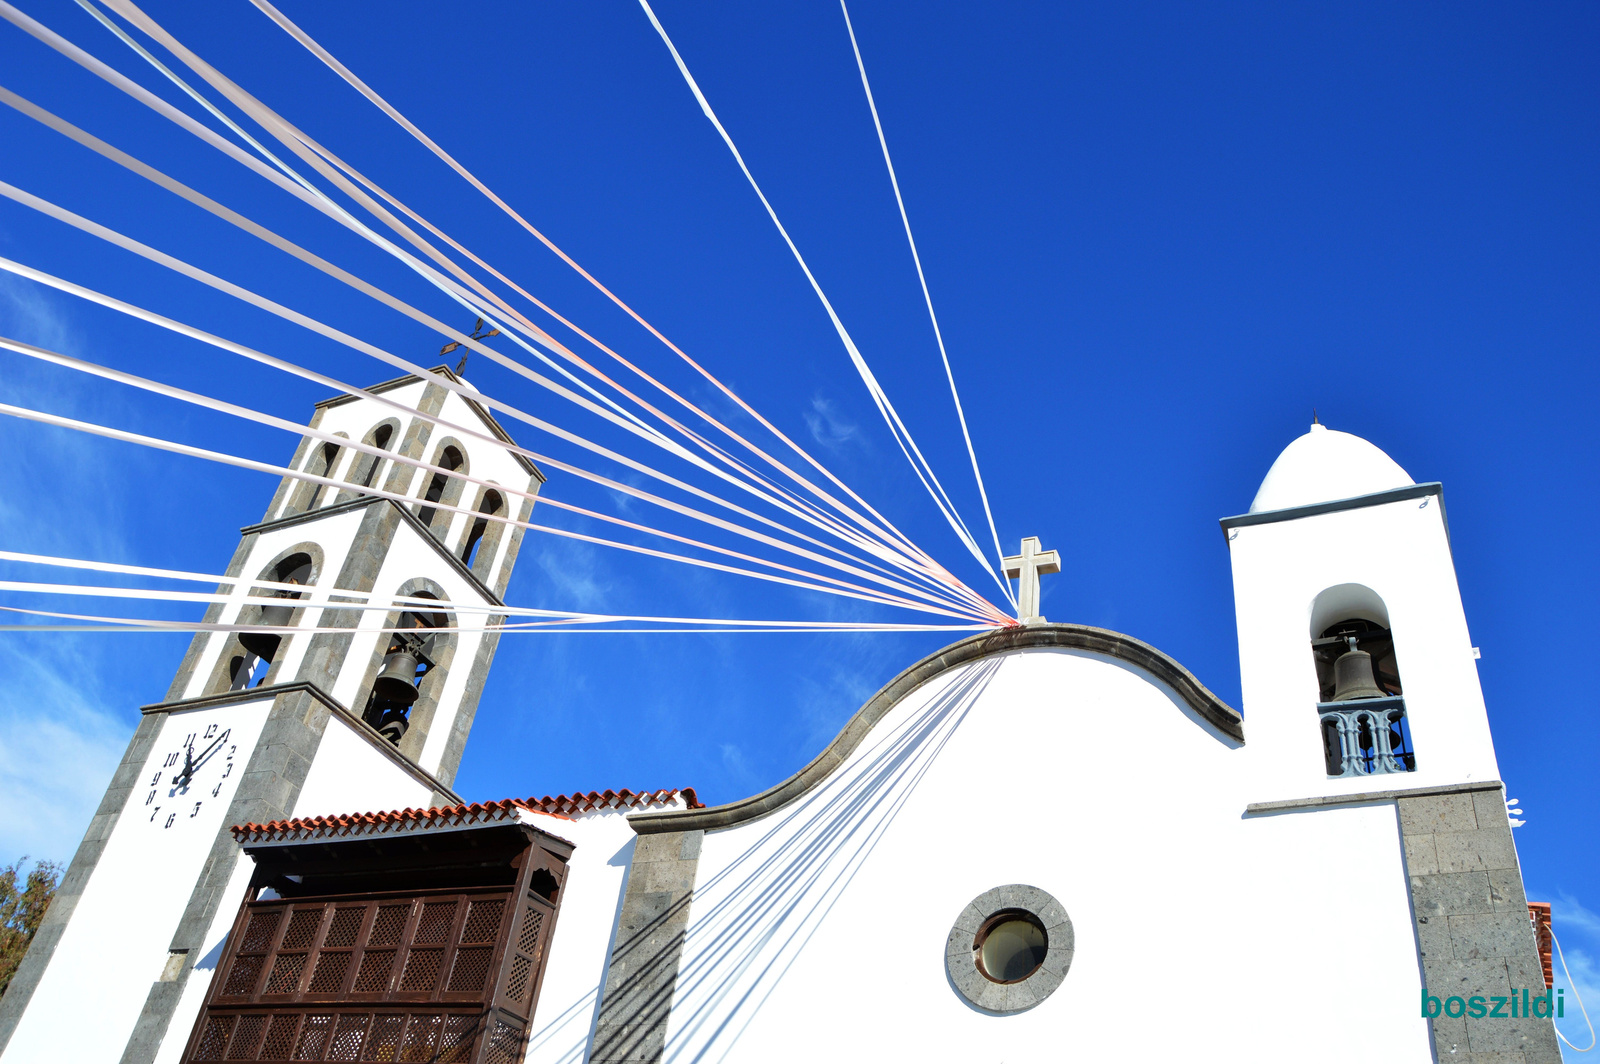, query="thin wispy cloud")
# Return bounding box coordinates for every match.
[803,395,858,450]
[533,543,614,613]
[0,273,74,353]
[0,636,131,866]
[0,274,156,869]
[1539,890,1600,1058]
[719,742,755,788]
